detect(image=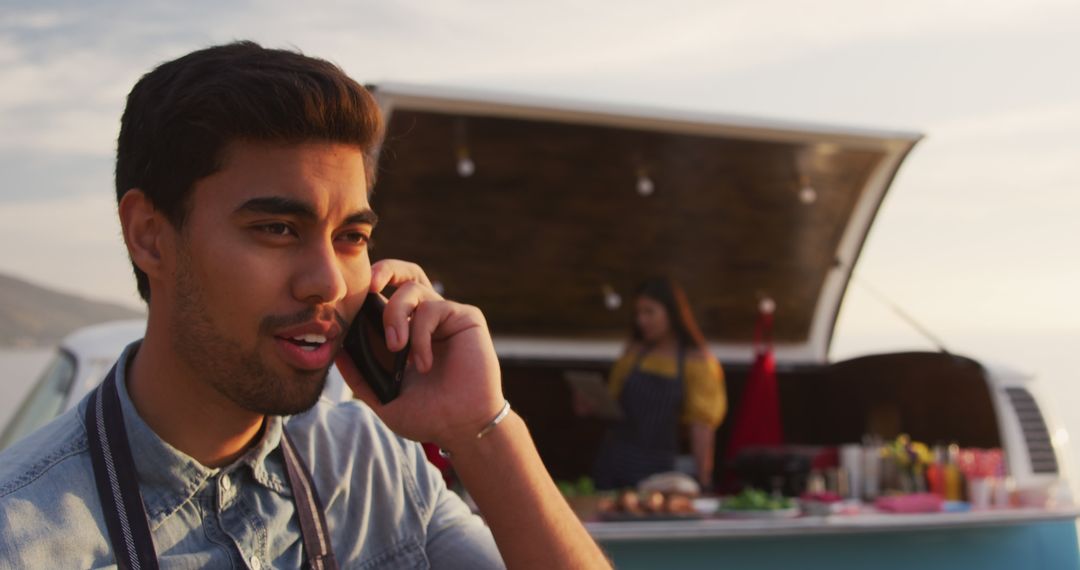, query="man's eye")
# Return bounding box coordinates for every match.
[339,231,373,247]
[257,223,295,237]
